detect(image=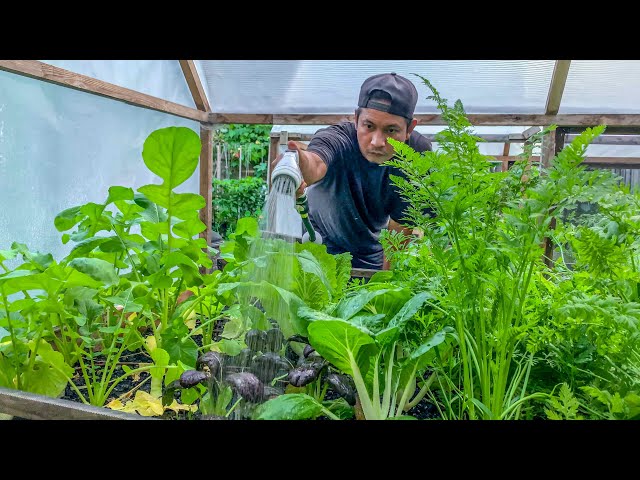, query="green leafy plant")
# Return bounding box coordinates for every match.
[380,74,637,419]
[213,124,271,178]
[212,176,267,238]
